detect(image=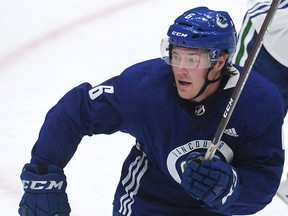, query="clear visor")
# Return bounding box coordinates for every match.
[160,38,212,69]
